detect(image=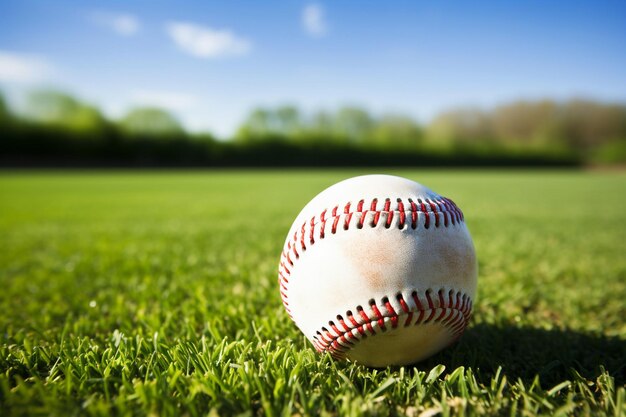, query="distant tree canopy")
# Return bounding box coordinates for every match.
[233,100,626,163]
[491,100,560,146]
[333,107,375,142]
[428,108,492,148]
[0,93,7,115]
[119,107,184,137]
[236,105,423,148]
[427,100,626,151]
[0,93,8,124]
[2,87,625,166]
[558,100,626,149]
[0,93,11,131]
[235,106,302,140]
[24,90,107,132]
[370,114,424,147]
